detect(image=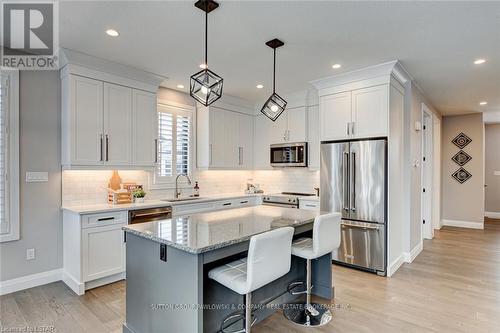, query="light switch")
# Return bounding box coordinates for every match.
[26,172,49,183]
